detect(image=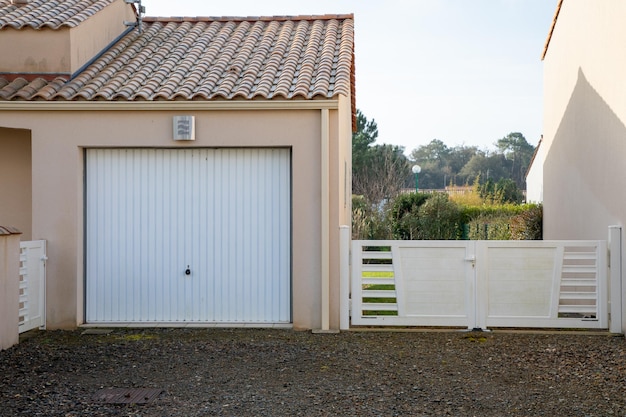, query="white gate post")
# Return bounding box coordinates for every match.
[471,241,483,330]
[609,226,623,334]
[339,226,350,330]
